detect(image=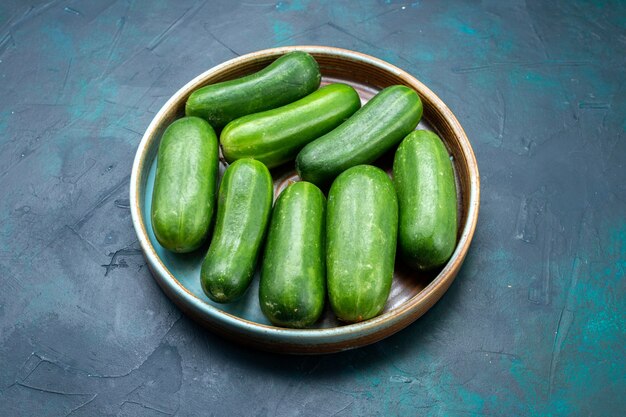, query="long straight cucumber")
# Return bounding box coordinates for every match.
[326,165,398,322]
[186,51,321,130]
[200,159,273,302]
[393,130,458,270]
[220,83,361,168]
[259,181,326,328]
[296,85,422,186]
[151,117,219,253]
